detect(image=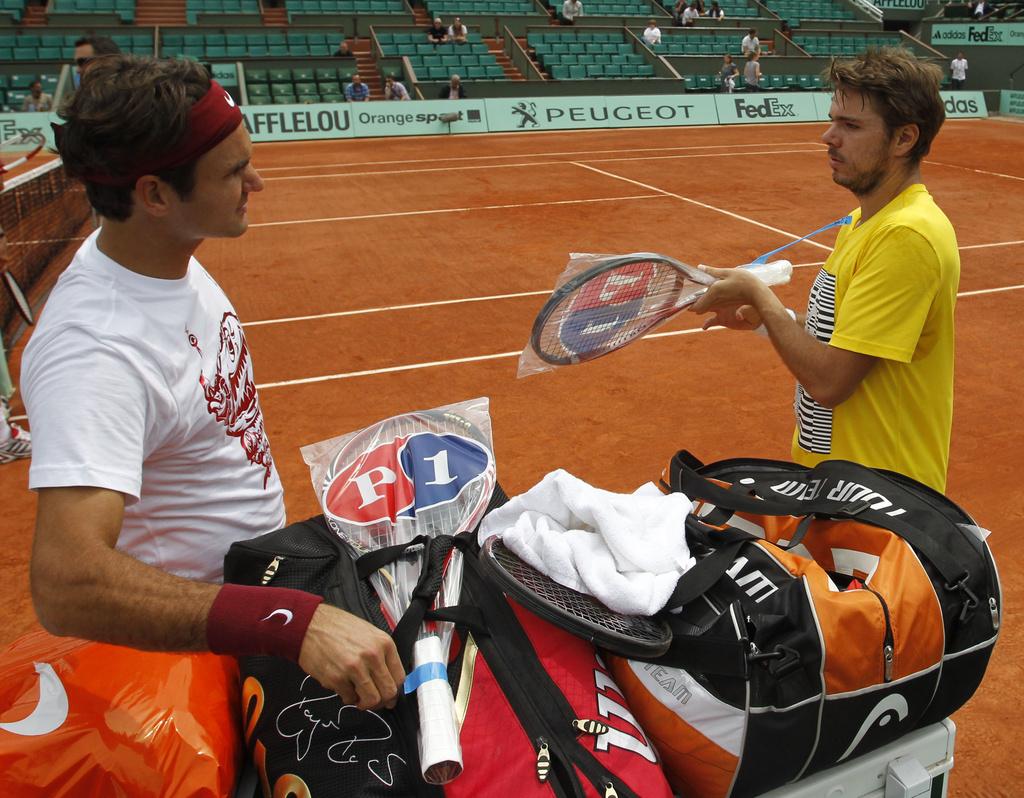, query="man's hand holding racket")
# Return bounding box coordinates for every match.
[691,264,788,332]
[298,604,406,711]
